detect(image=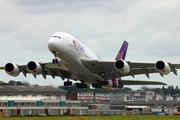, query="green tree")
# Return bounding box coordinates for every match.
[0,81,7,85]
[16,81,24,85]
[123,87,132,92]
[162,85,166,95]
[175,86,179,94]
[8,80,16,85]
[166,86,172,94]
[171,86,175,95]
[140,86,151,90]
